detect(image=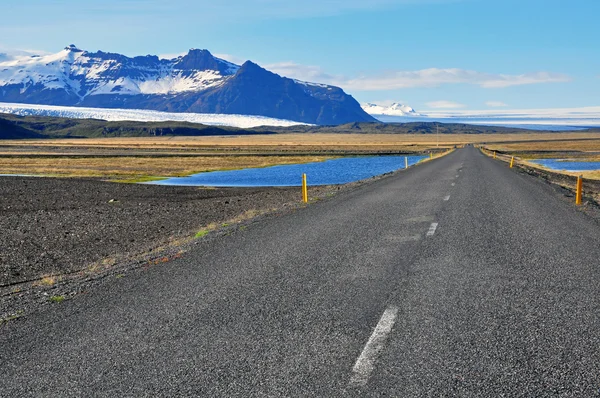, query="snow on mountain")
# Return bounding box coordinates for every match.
[0,102,309,129]
[0,45,238,99]
[362,102,421,116]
